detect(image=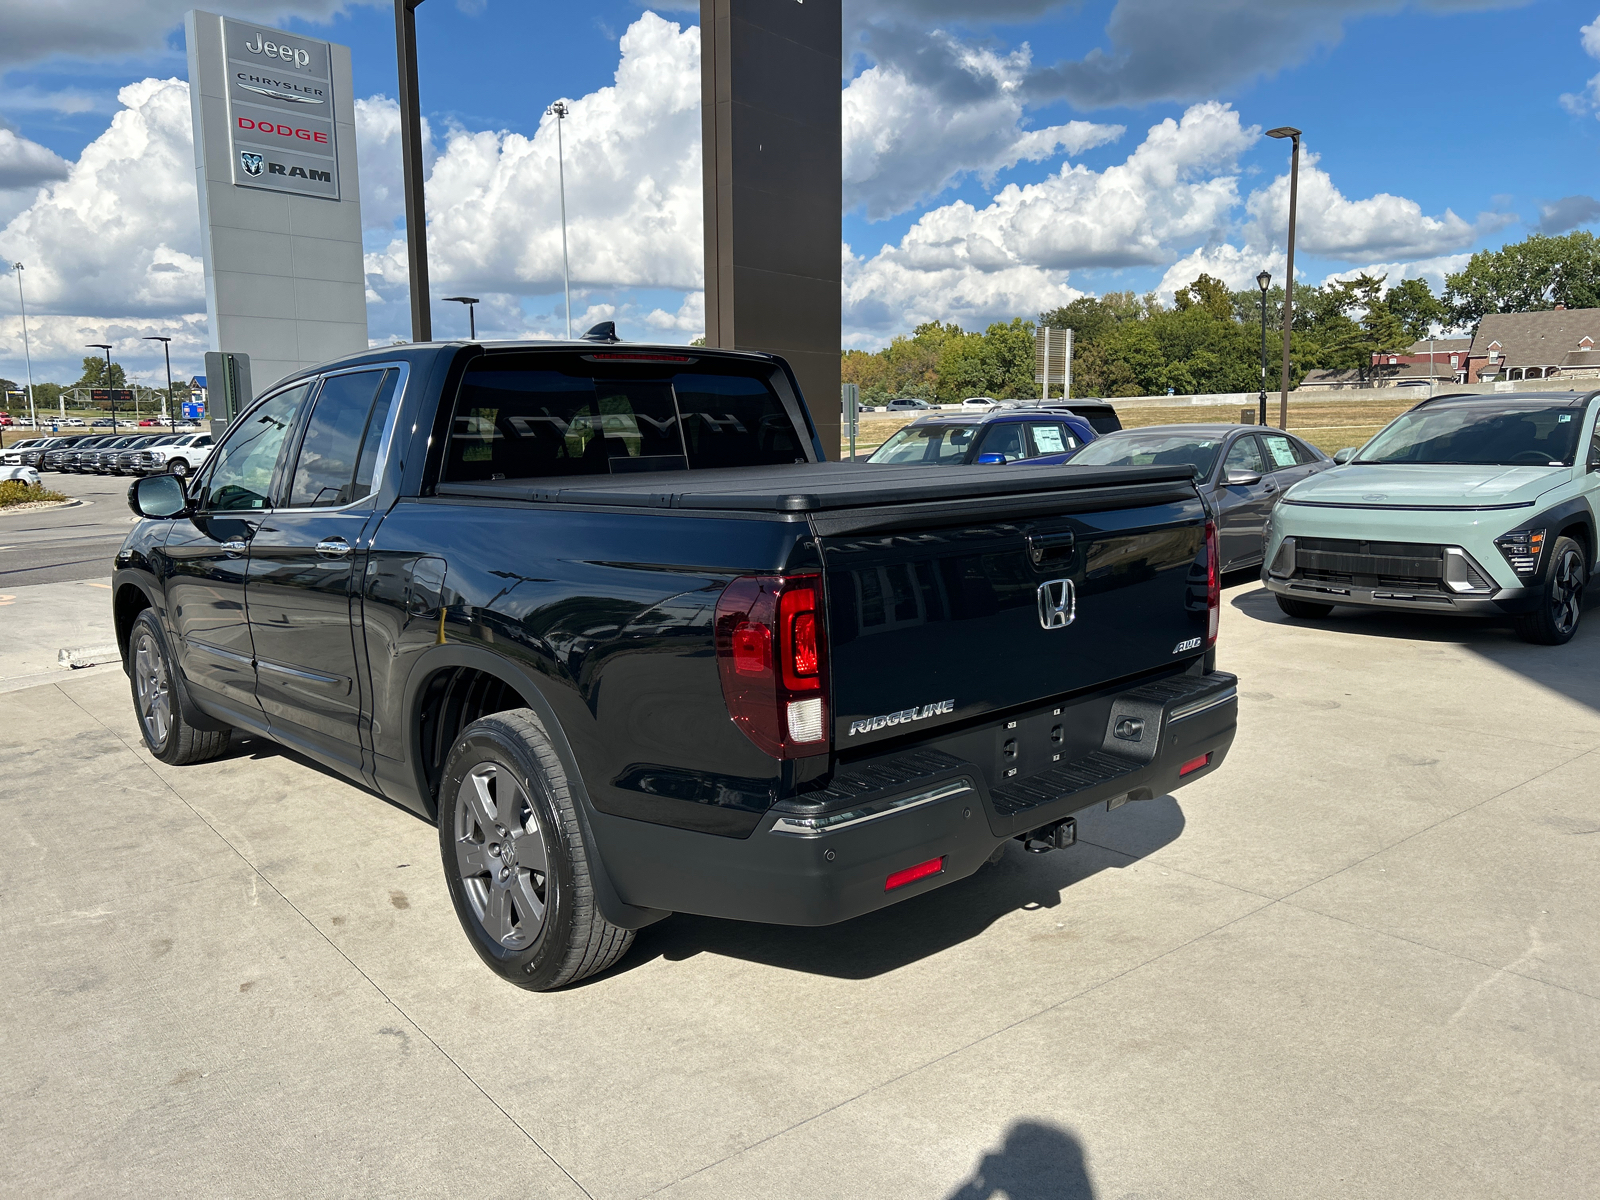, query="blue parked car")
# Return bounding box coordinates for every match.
[867,405,1102,466]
